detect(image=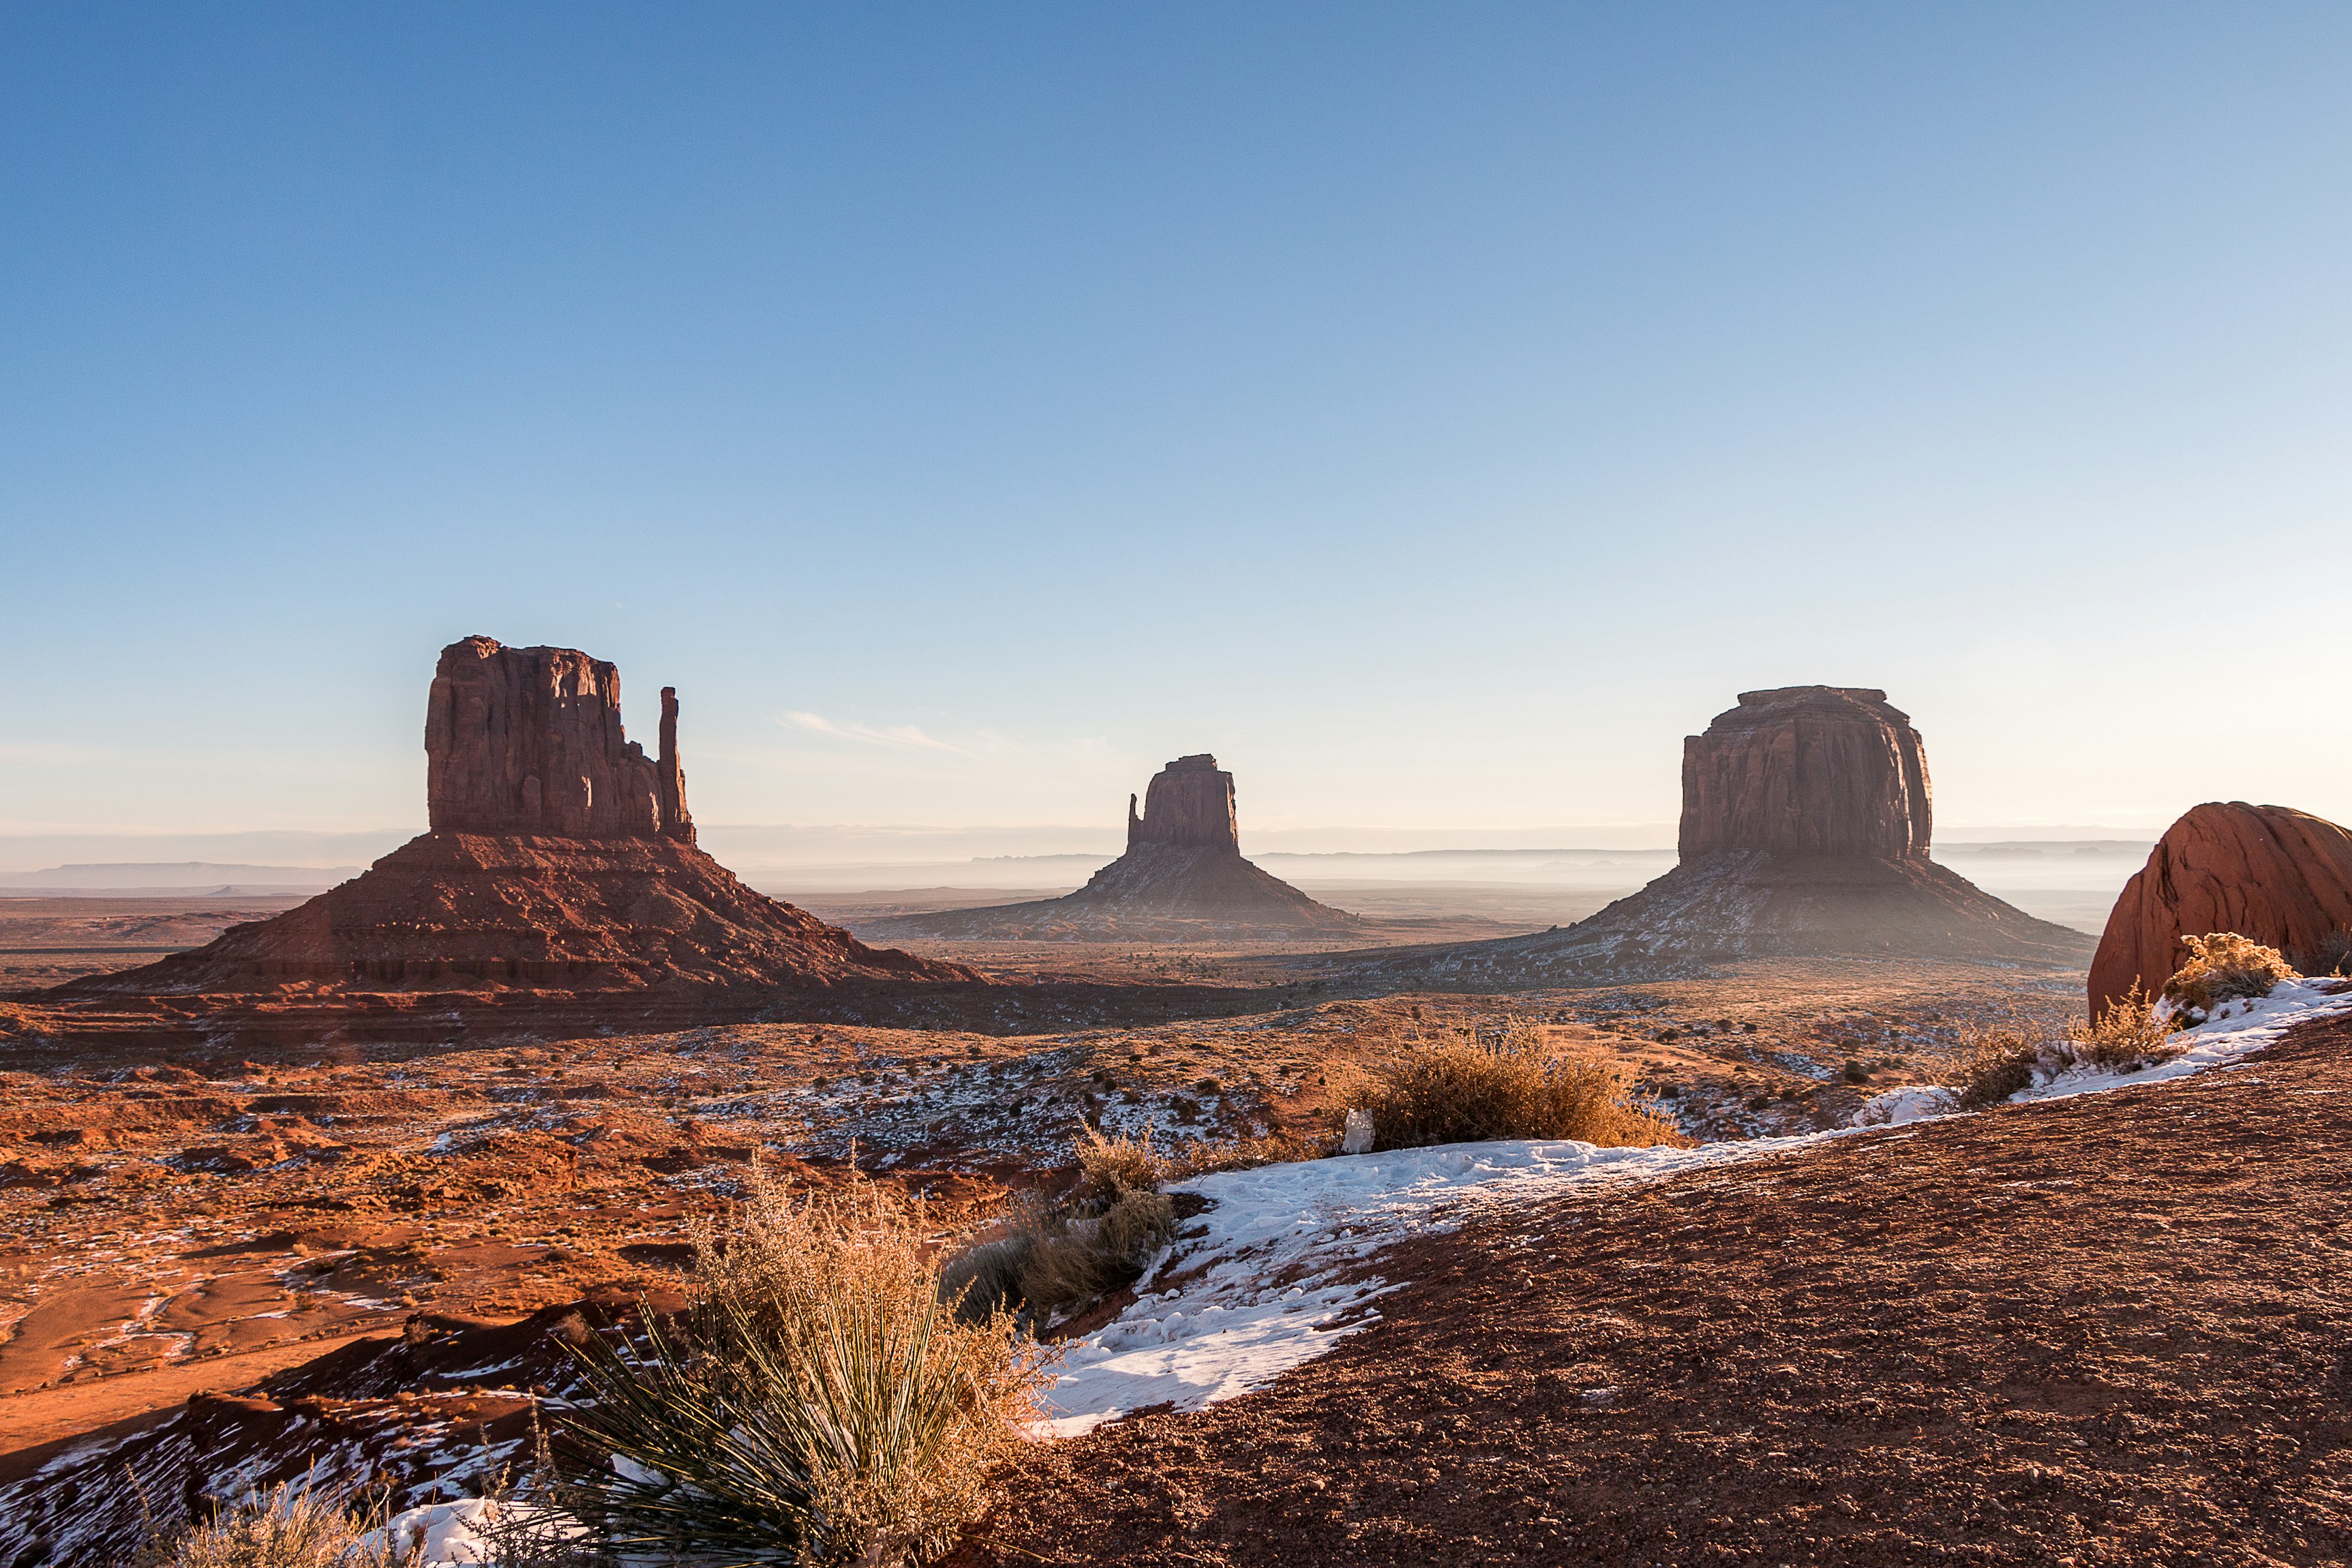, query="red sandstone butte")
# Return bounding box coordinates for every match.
[1680,687,1931,860]
[1361,685,2086,980]
[52,637,975,1029]
[884,753,1360,939]
[2089,802,2352,1016]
